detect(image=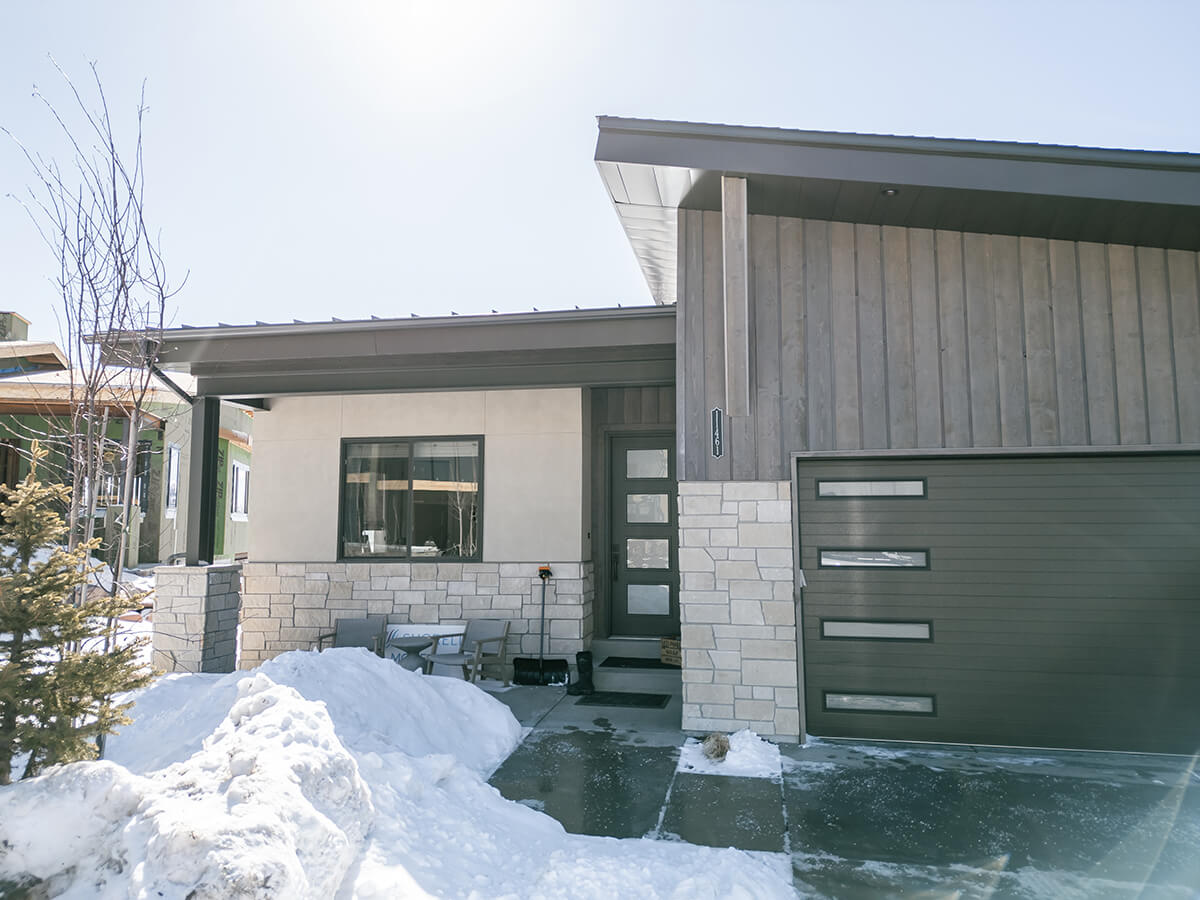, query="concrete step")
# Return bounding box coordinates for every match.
[590,637,664,660]
[591,665,682,695]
